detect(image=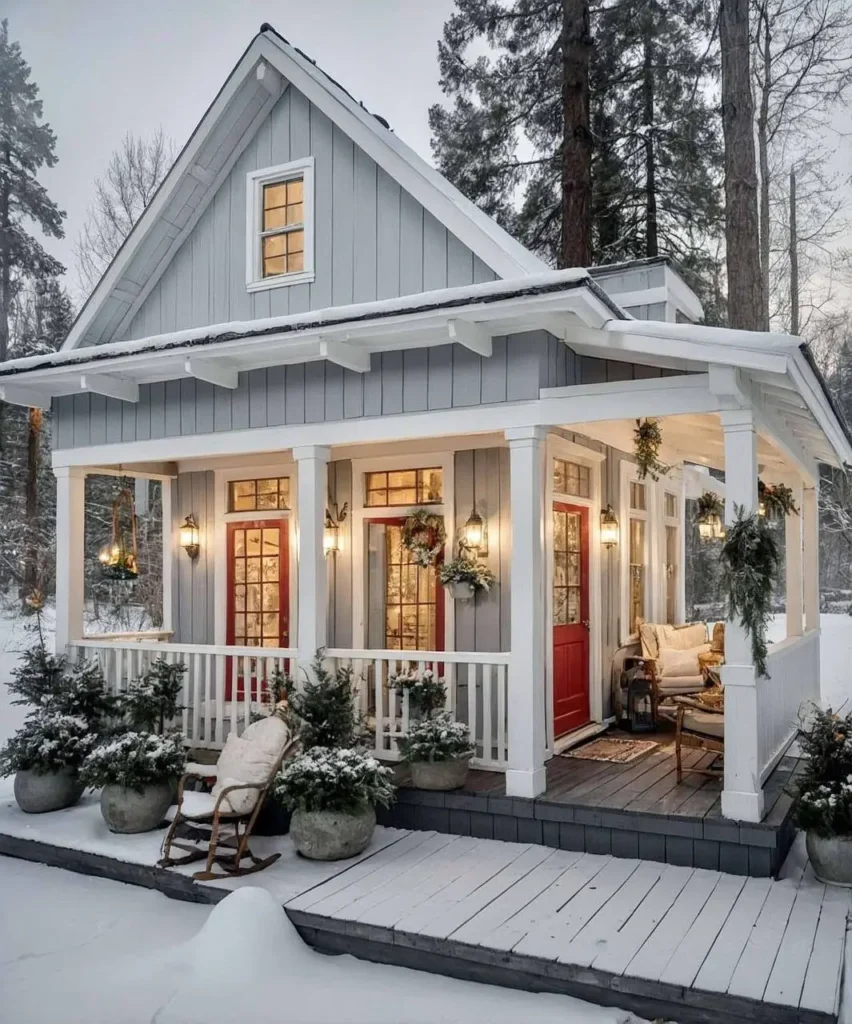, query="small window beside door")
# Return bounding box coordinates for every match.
[365,467,443,507]
[553,458,591,498]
